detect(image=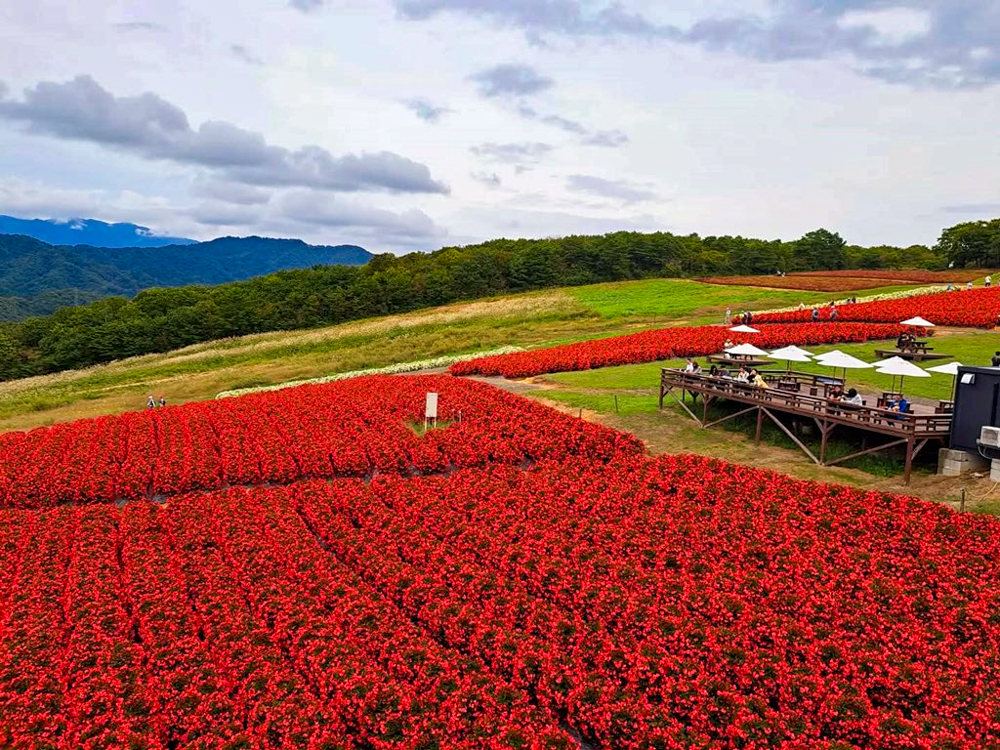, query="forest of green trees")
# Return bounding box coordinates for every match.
[0,220,994,381]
